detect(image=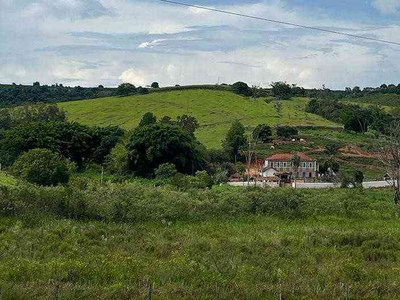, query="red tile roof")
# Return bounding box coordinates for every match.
[265,152,314,162]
